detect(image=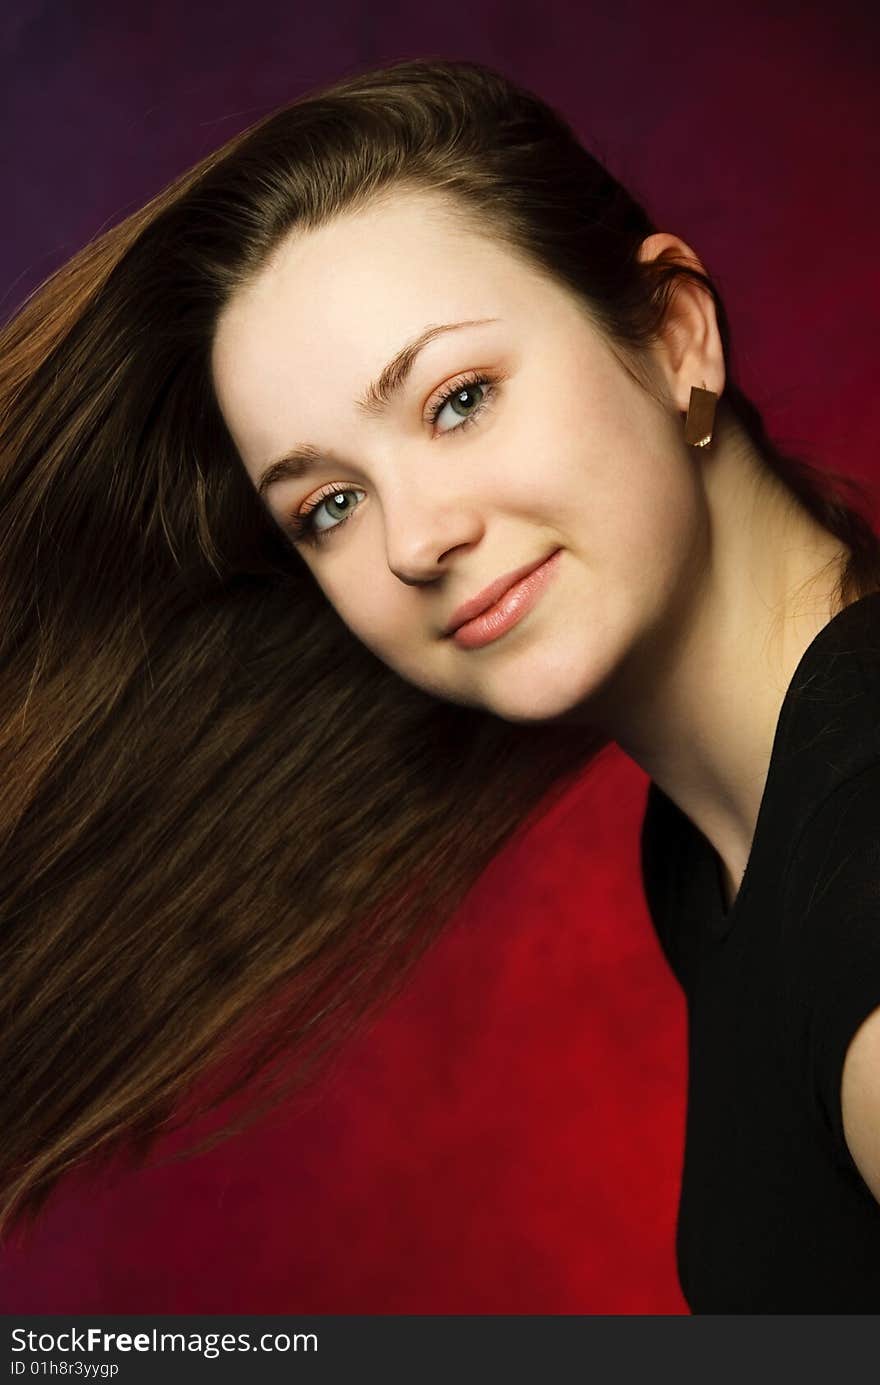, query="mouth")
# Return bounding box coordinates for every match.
[443,548,563,650]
